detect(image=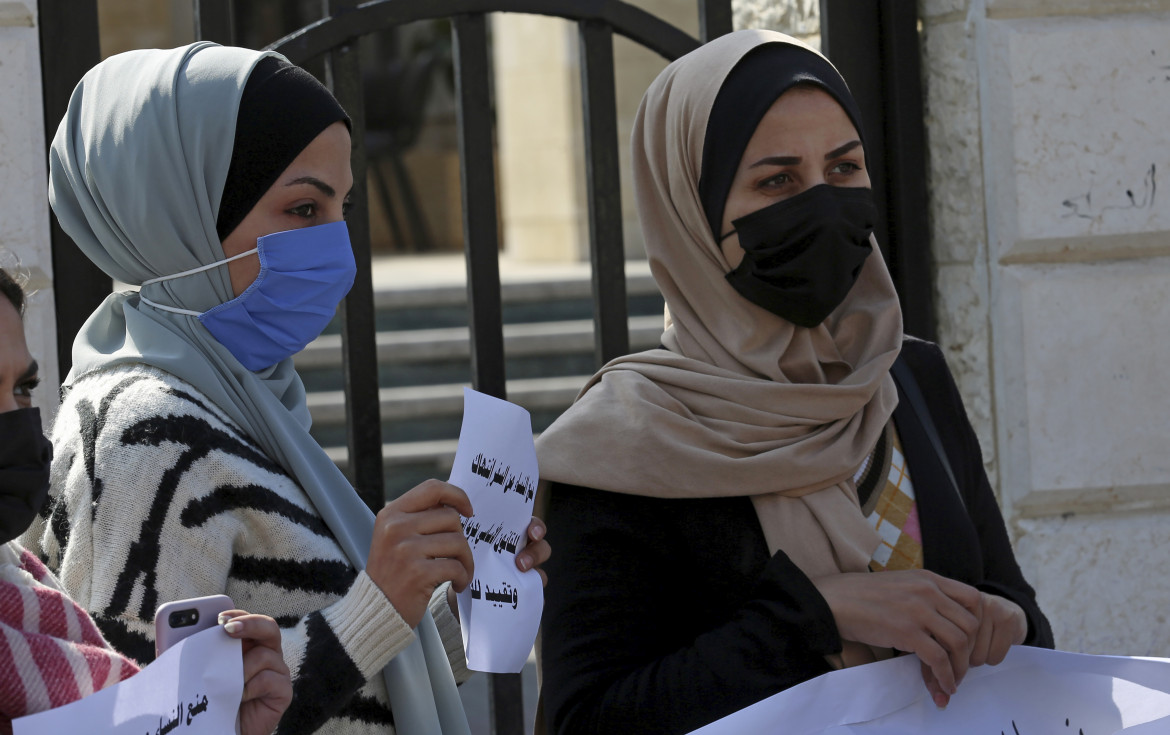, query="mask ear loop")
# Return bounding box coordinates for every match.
[138,248,258,316]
